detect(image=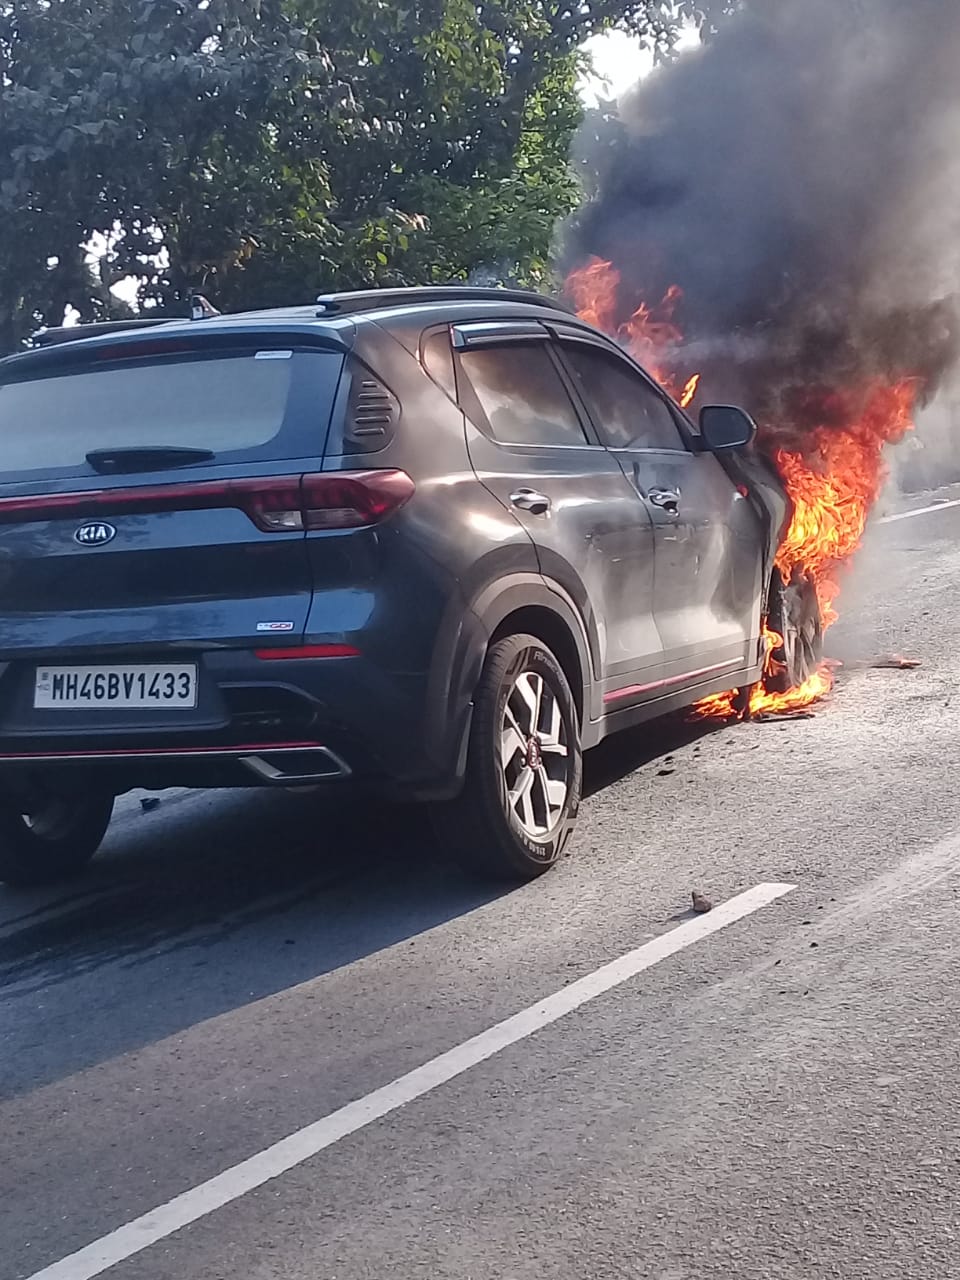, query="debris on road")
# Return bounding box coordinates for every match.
[846,653,922,671]
[692,890,713,914]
